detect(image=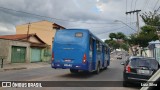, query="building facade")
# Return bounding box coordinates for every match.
[16,20,65,49]
[0,34,50,64]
